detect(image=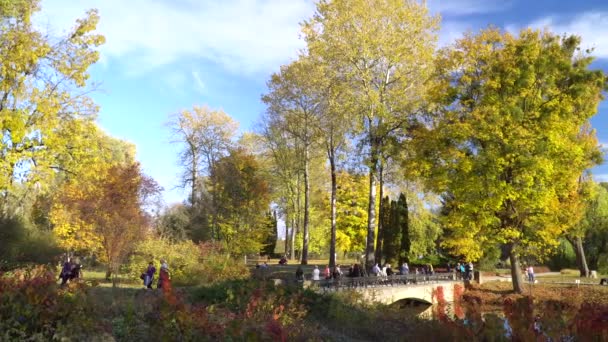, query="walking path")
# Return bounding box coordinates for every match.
[483,272,561,282]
